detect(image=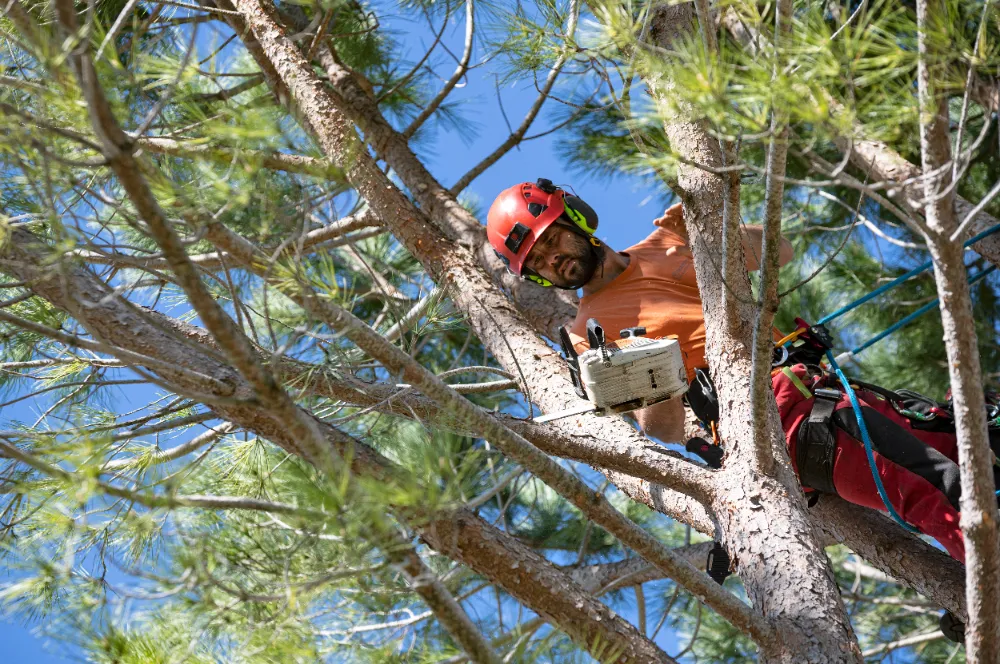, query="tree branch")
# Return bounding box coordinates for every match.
[392,547,502,664]
[749,0,792,476]
[136,135,344,179]
[264,3,579,340]
[277,272,773,645]
[221,0,716,530]
[402,0,474,139]
[0,226,675,664]
[102,422,236,471]
[915,0,1000,656]
[448,0,580,195]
